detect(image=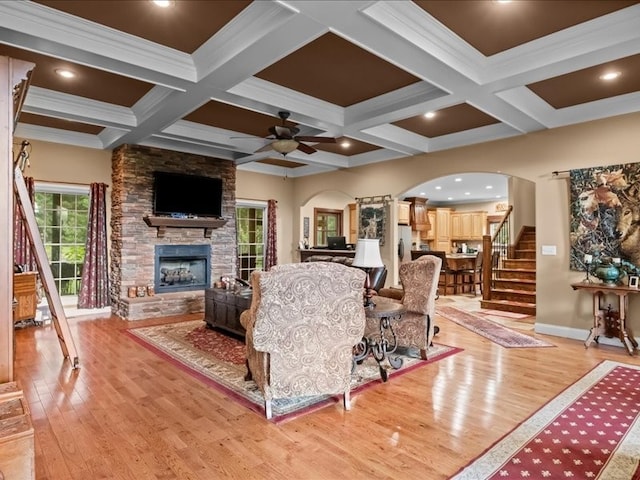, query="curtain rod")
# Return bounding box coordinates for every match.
[552,170,570,176]
[33,179,108,188]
